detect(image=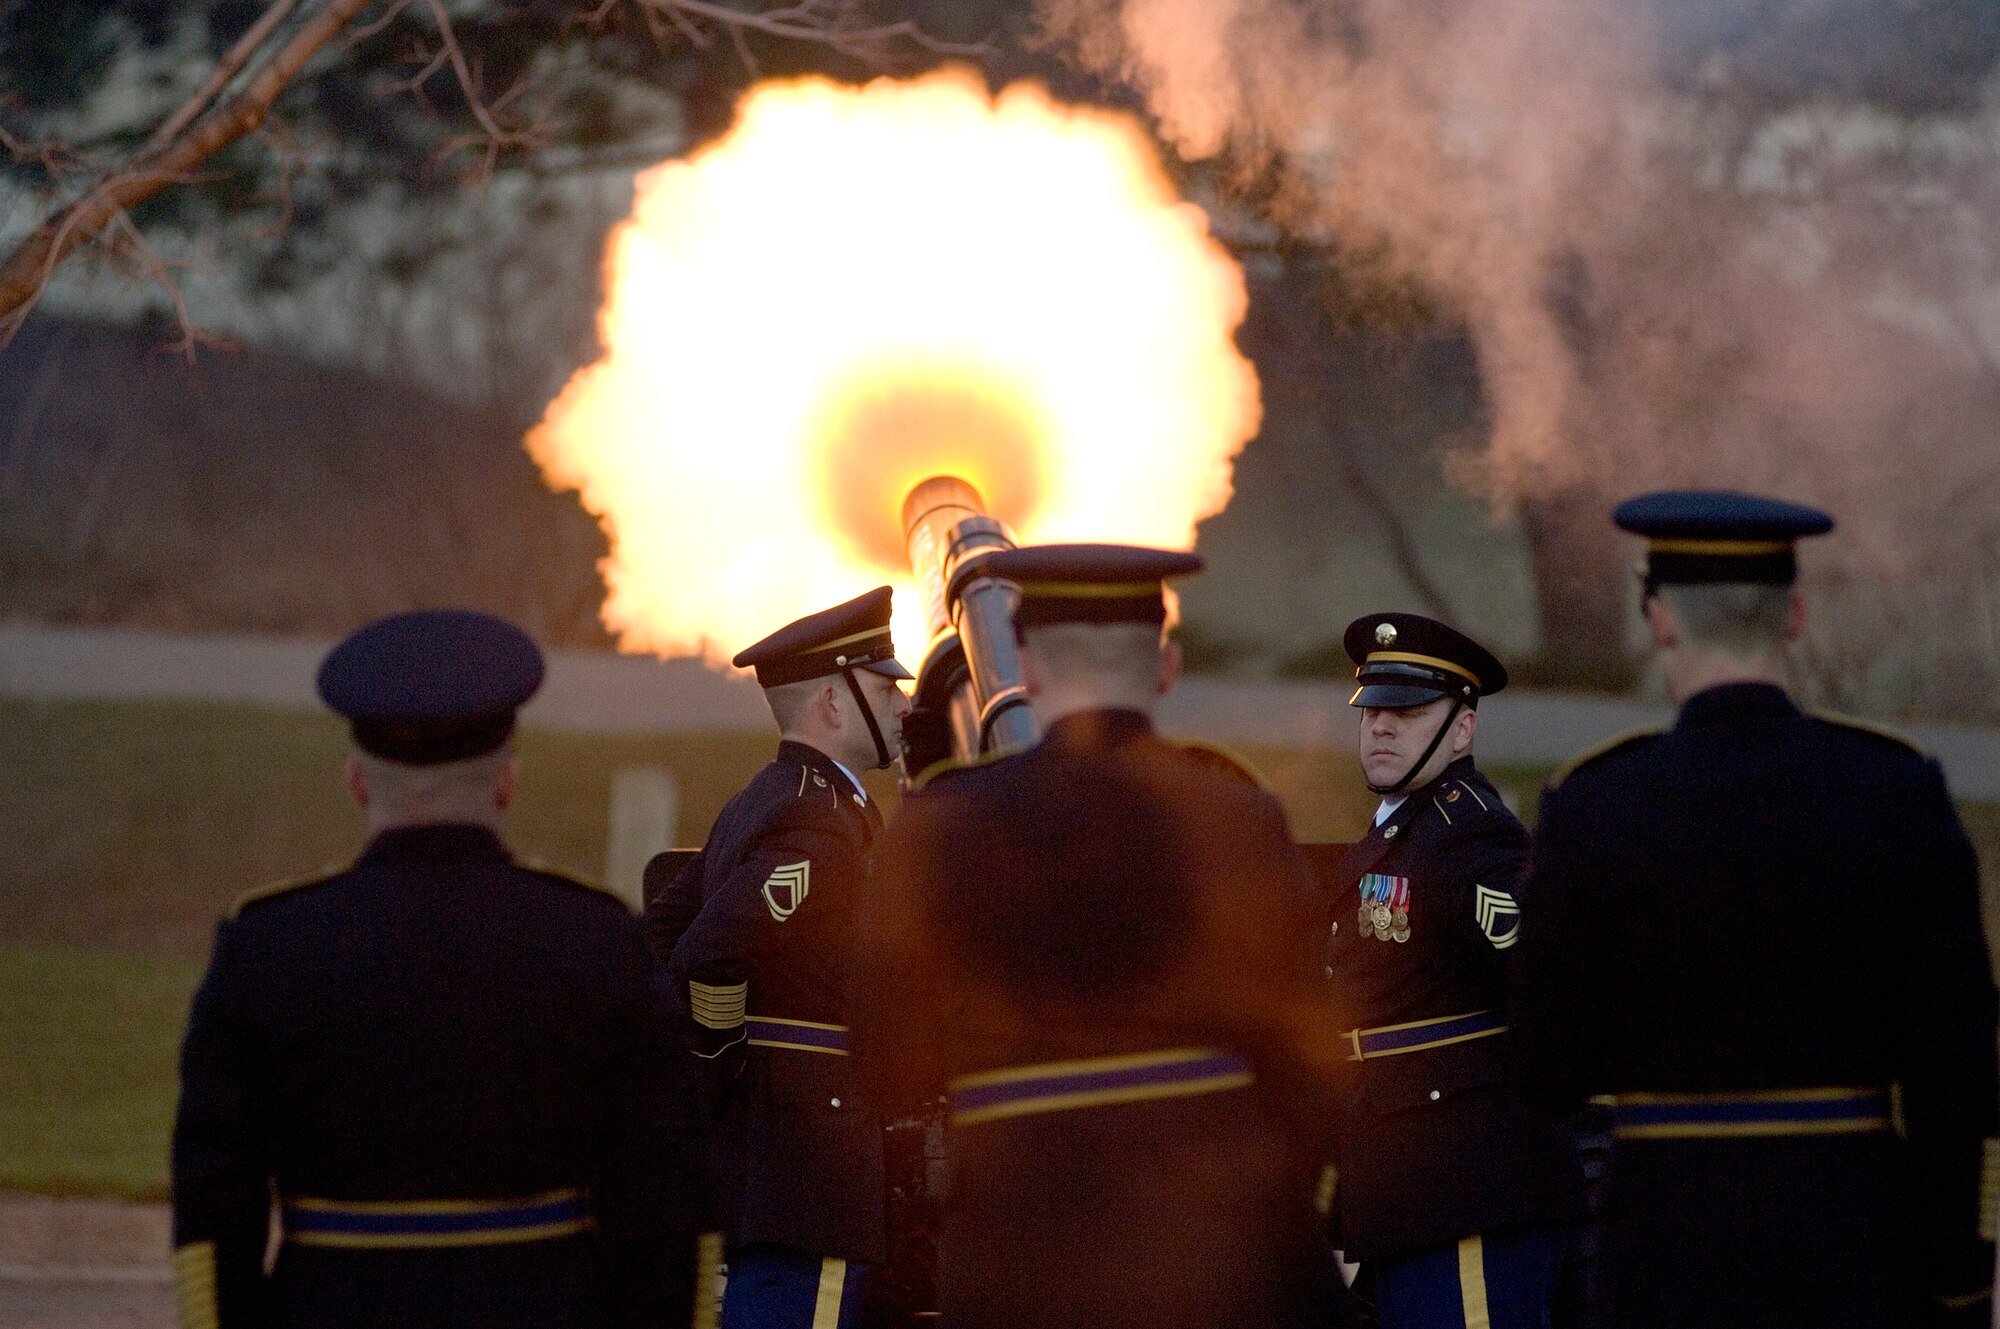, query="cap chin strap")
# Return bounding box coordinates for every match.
[1367,695,1466,797]
[838,664,895,771]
